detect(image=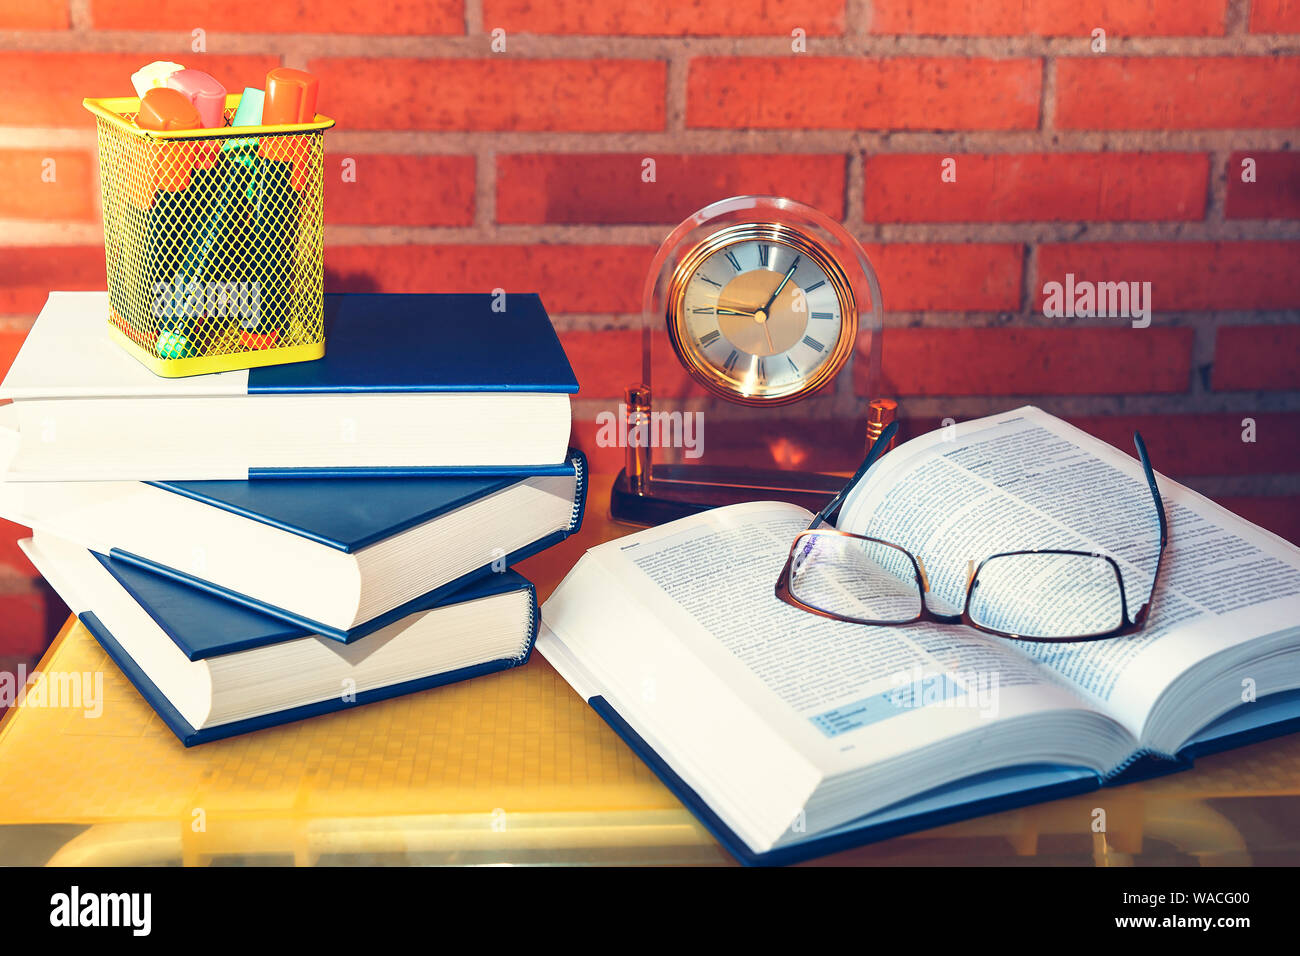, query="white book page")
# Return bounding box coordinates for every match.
[0,293,250,400]
[837,406,1300,740]
[575,501,1118,780]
